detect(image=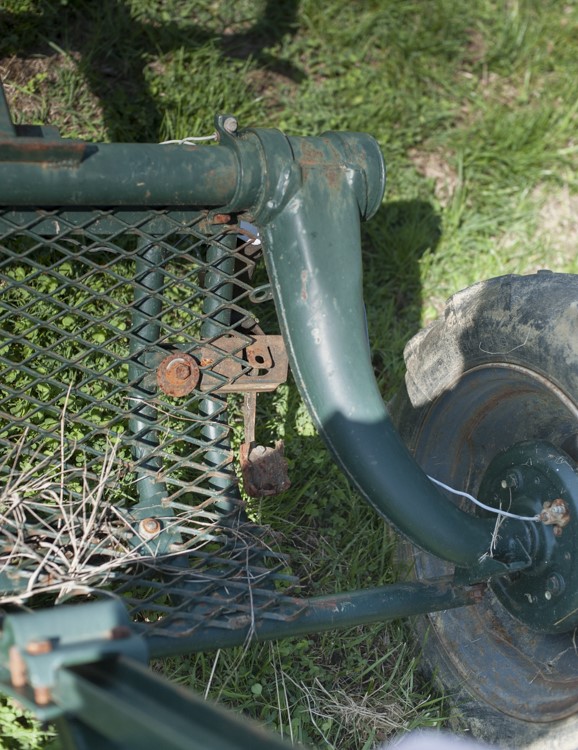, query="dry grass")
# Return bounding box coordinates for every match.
[282,673,442,748]
[0,422,222,607]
